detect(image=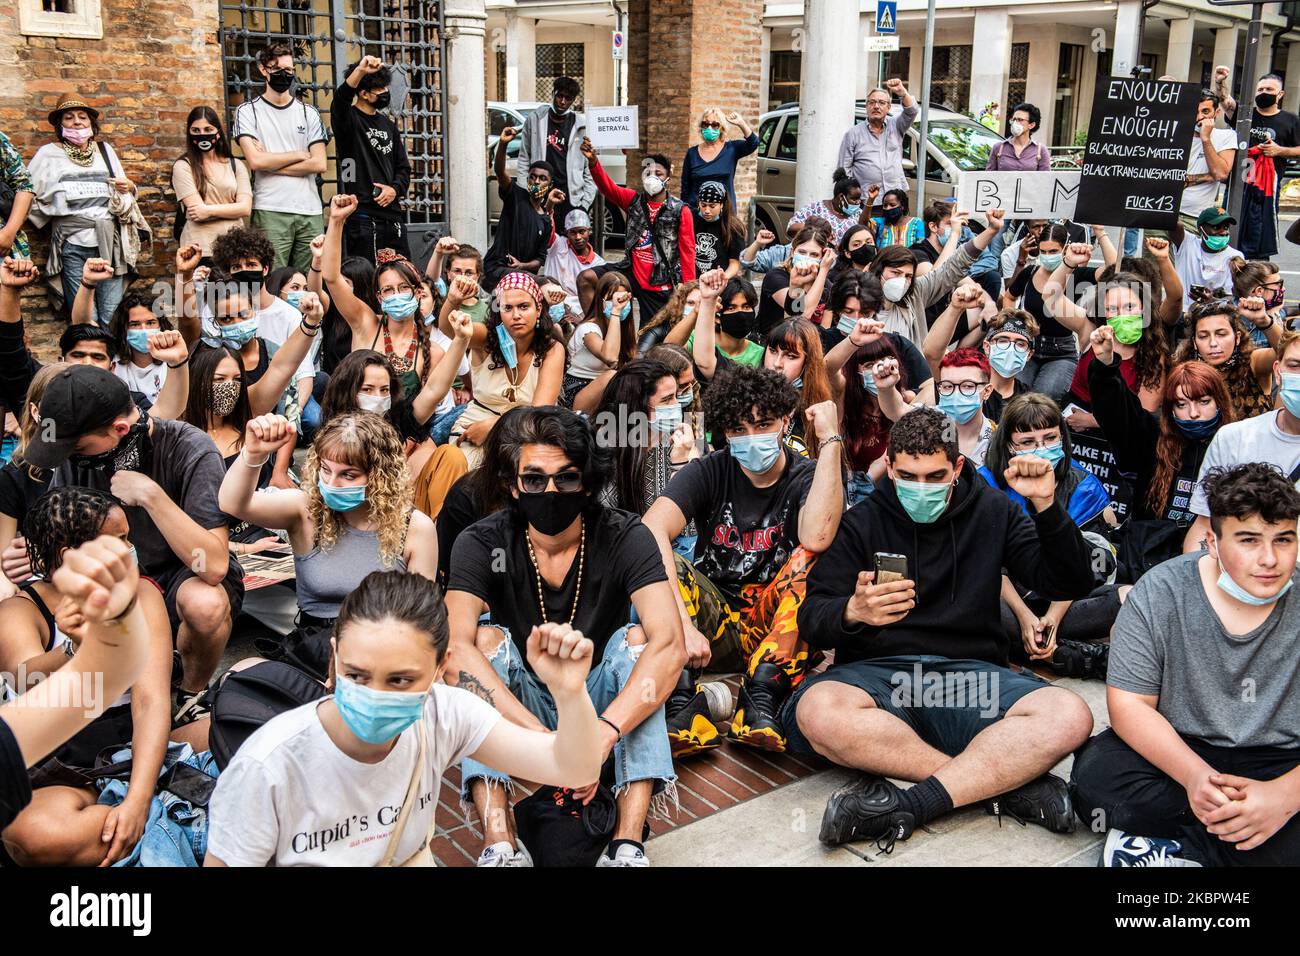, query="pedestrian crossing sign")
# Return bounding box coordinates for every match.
[876,1,897,34]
